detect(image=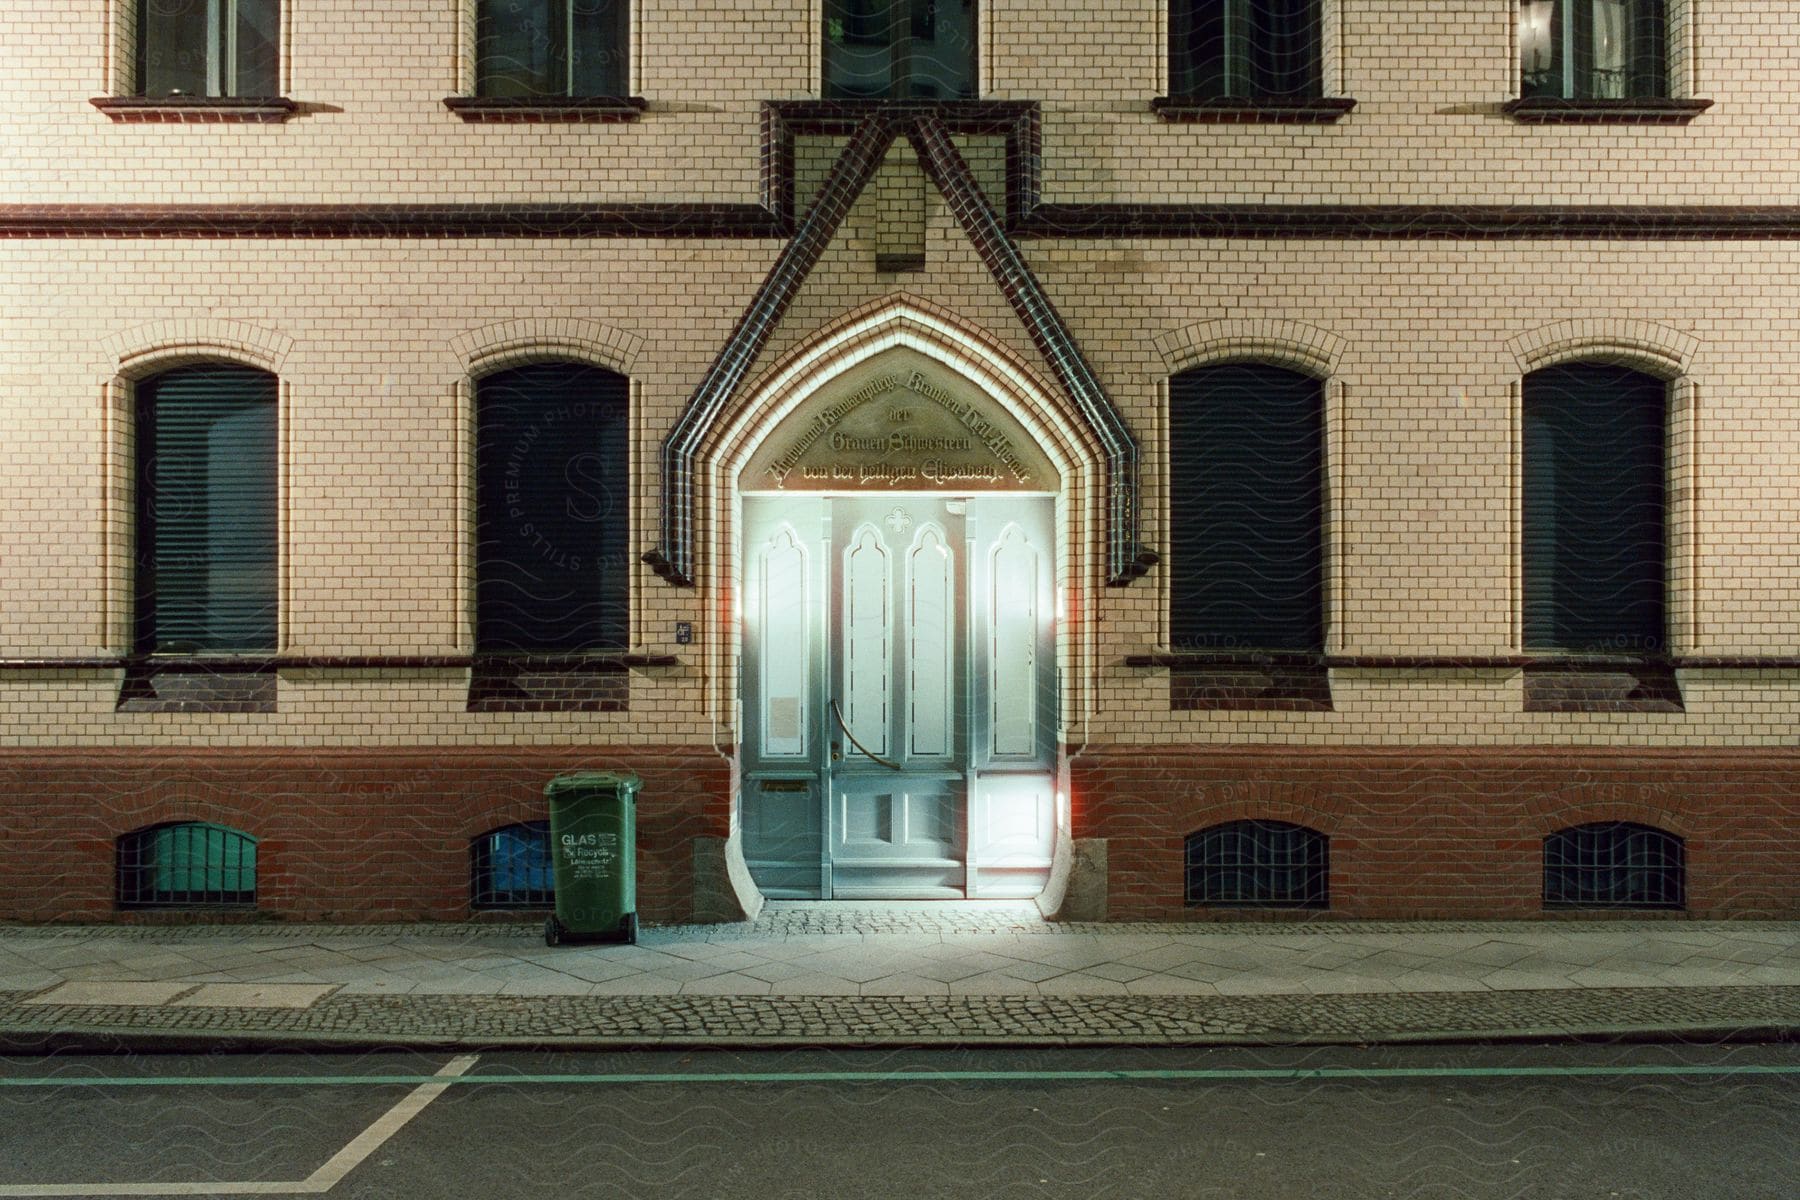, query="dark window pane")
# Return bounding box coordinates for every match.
[1522,362,1666,653]
[570,0,629,95]
[479,0,565,97]
[1519,1,1668,99]
[475,363,629,652]
[472,822,555,908]
[1544,822,1684,909]
[1170,0,1321,100]
[1185,820,1328,907]
[138,0,281,97]
[118,822,257,908]
[138,0,210,96]
[1169,363,1324,652]
[136,365,279,655]
[235,0,281,96]
[824,1,975,99]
